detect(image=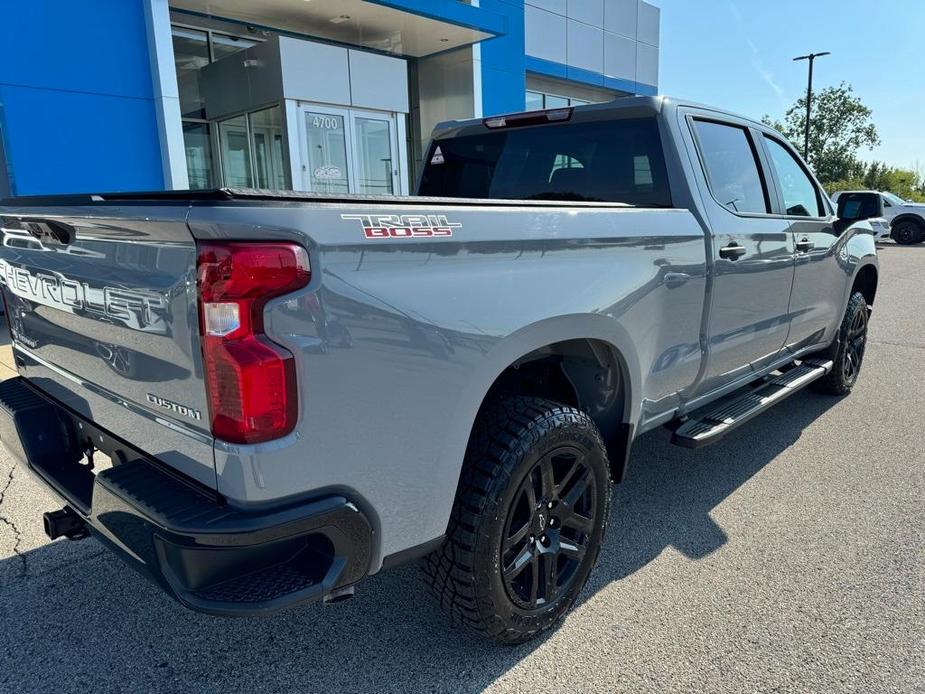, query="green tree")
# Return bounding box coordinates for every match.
[763,83,880,186]
[824,162,925,202]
